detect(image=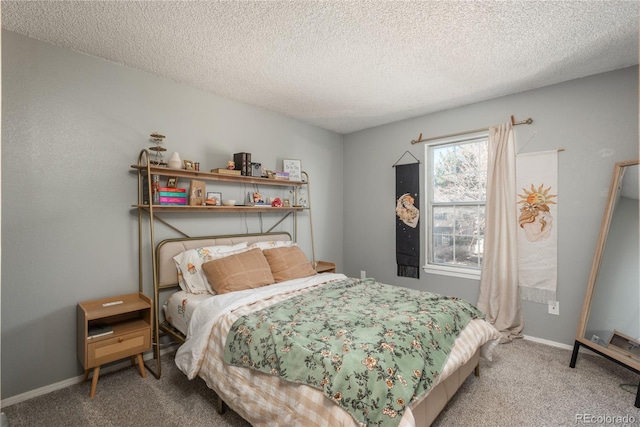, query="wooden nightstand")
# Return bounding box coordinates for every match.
[77,293,152,398]
[315,261,336,274]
